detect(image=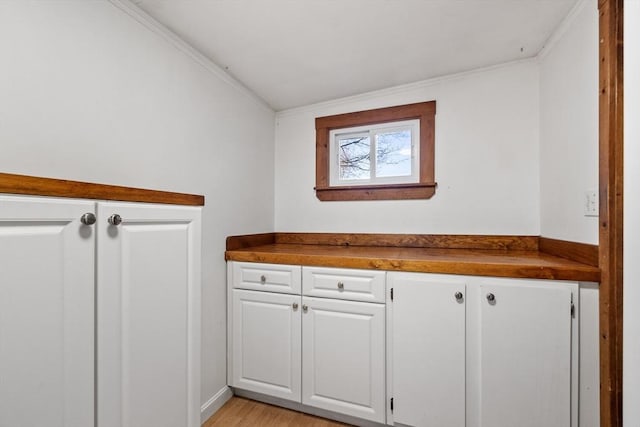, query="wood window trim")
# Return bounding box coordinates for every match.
[315,101,436,201]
